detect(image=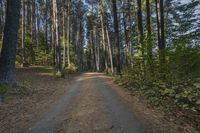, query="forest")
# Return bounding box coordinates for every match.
[0,0,200,133]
